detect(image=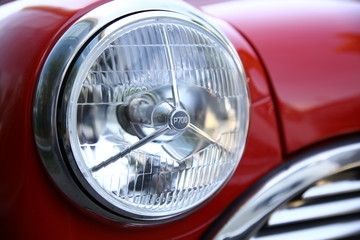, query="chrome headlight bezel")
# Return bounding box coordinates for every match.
[34,0,250,223]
